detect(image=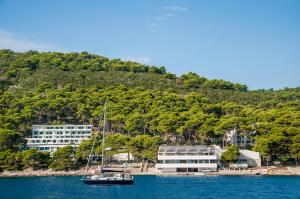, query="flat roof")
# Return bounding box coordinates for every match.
[158,145,215,153]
